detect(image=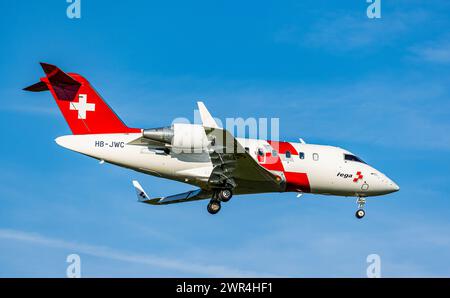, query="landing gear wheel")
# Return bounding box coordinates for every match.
[355,209,365,219]
[207,200,221,215]
[218,189,233,202]
[355,197,366,219]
